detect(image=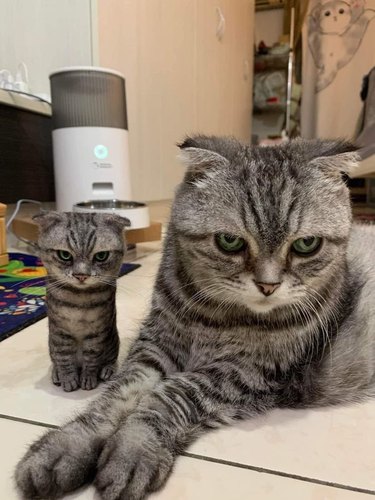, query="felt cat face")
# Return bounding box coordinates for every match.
[173,136,358,315]
[34,212,128,287]
[318,1,353,34]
